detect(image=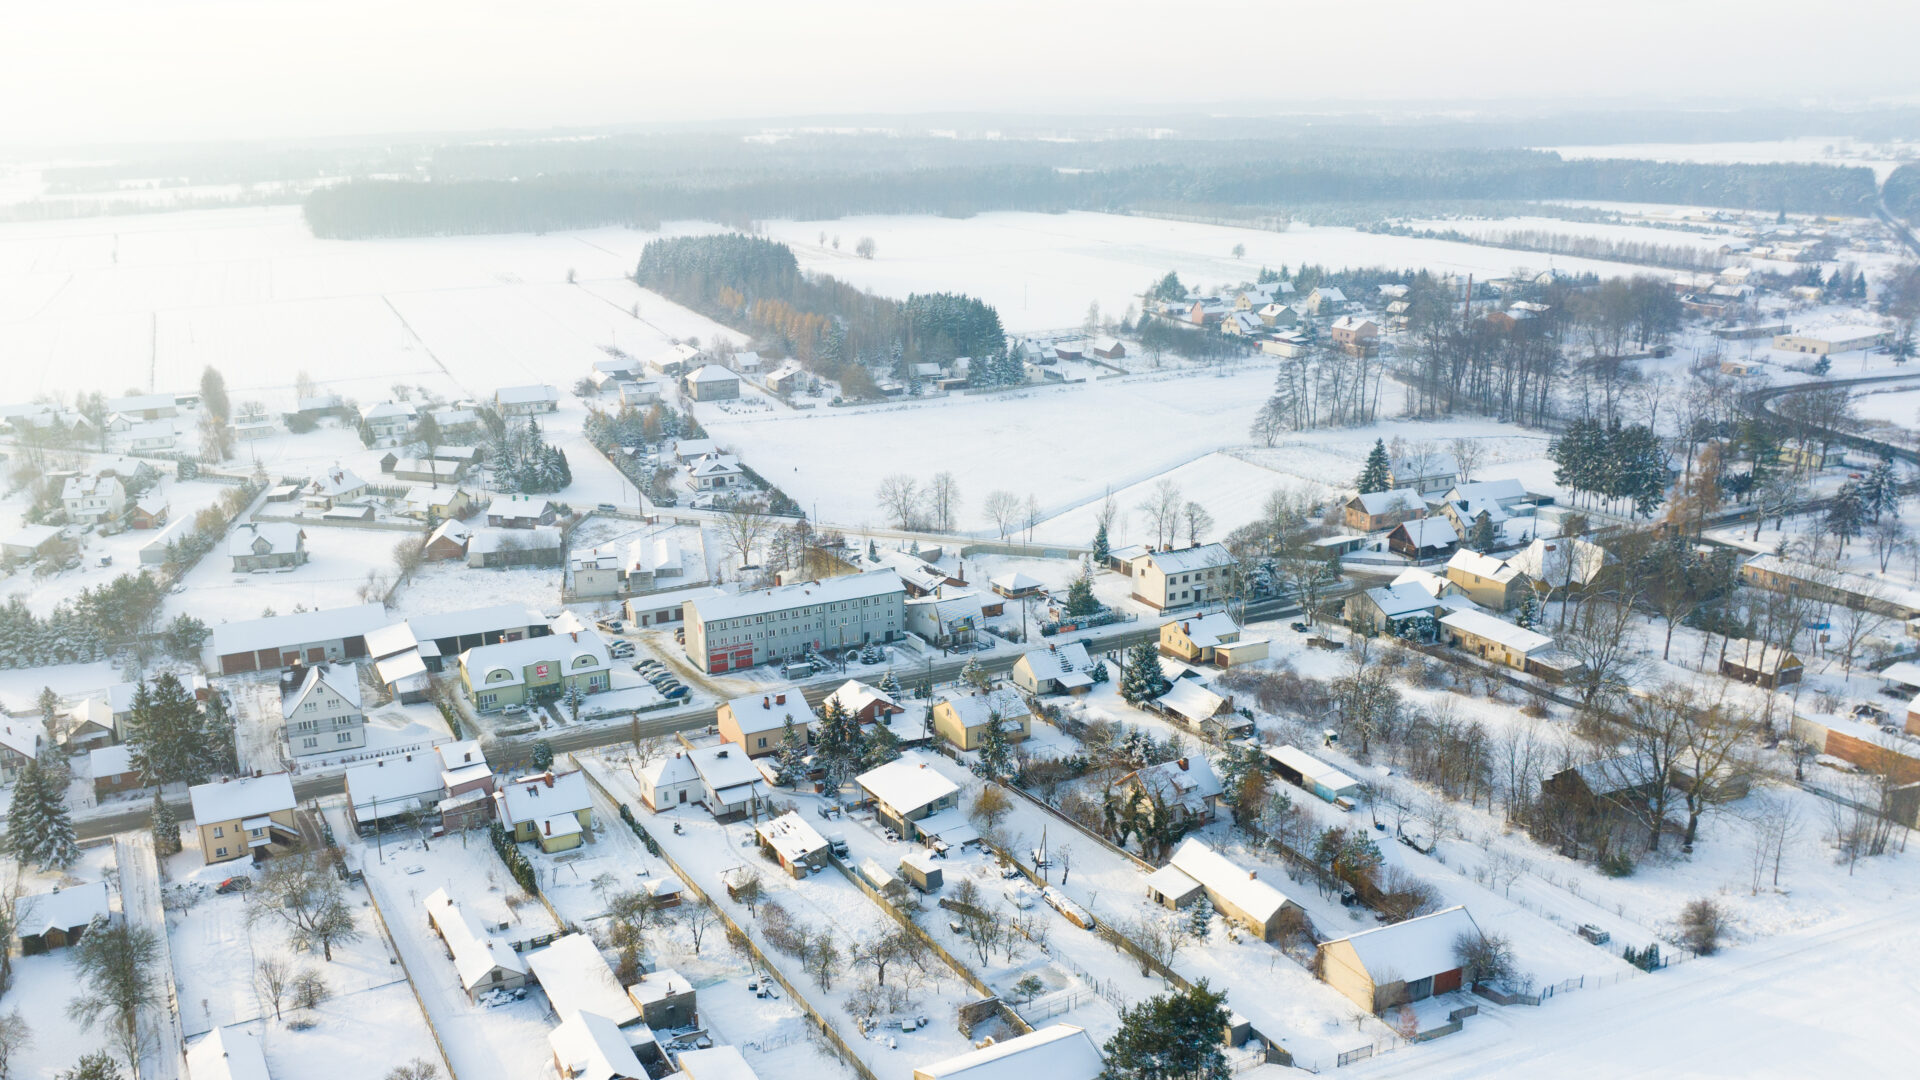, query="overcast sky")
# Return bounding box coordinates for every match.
[4,0,1917,147]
